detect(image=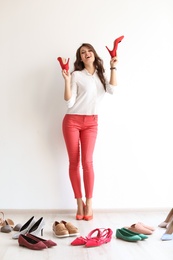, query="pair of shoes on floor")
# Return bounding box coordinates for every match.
[116,228,148,242]
[12,216,45,239]
[0,211,22,233]
[18,233,57,250]
[71,228,113,247]
[53,220,79,238]
[126,222,155,235]
[161,218,173,241]
[76,202,93,221]
[76,214,93,221]
[158,208,173,228]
